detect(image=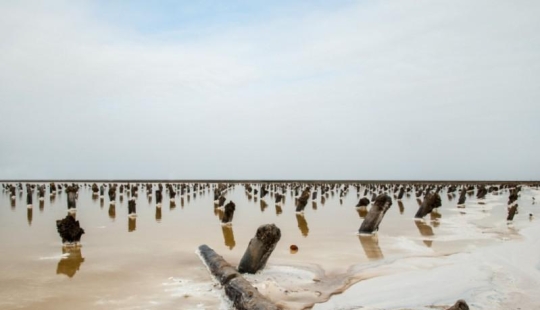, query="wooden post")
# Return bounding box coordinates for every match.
[66,186,77,210]
[237,224,281,274]
[56,214,85,244]
[128,199,136,215]
[222,201,236,224]
[295,188,311,212]
[358,194,392,234]
[414,193,441,219]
